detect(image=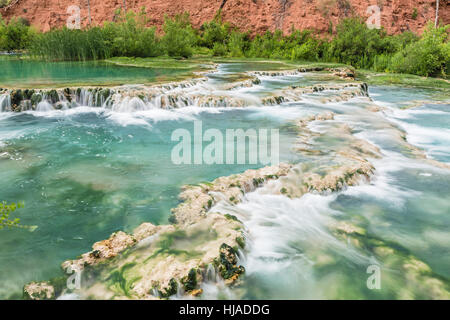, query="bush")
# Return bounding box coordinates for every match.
[162,13,197,58]
[199,14,229,49]
[0,16,36,51]
[227,31,248,57]
[212,42,227,56]
[326,18,396,69]
[412,8,418,20]
[290,38,320,61]
[102,10,162,57]
[372,54,391,72]
[247,30,285,58]
[389,23,449,77]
